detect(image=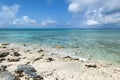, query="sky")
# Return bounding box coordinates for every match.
[0,0,120,28]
